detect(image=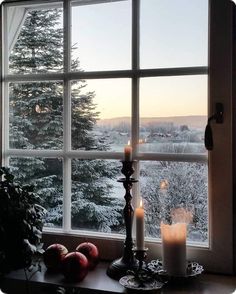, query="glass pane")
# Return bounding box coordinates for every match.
[71,79,131,151]
[9,157,63,228]
[140,0,208,68]
[139,76,207,154]
[8,7,63,74]
[71,1,131,71]
[71,159,124,234]
[140,161,208,244]
[9,82,63,150]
